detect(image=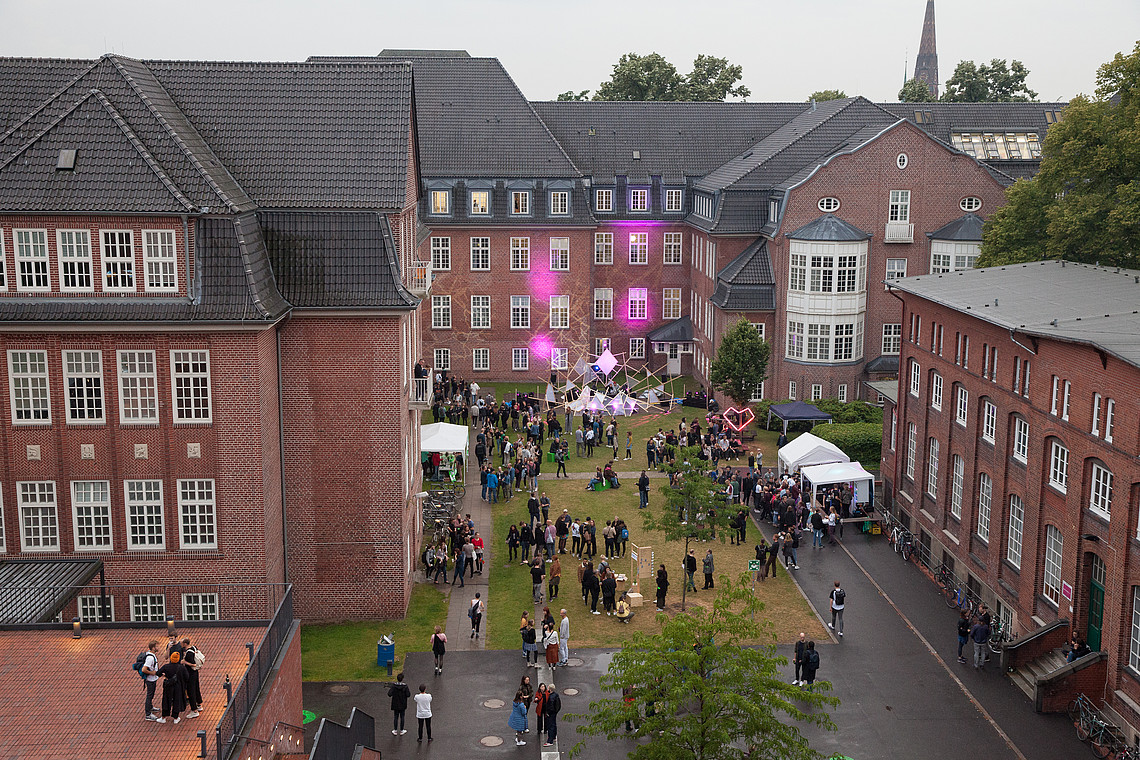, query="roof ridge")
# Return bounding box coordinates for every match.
[495,59,582,177]
[0,57,101,146]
